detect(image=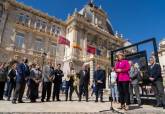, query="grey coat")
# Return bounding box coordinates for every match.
[130,66,140,85]
[42,65,52,82]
